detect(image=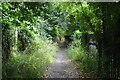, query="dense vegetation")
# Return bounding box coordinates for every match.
[64,2,120,78]
[1,2,120,79]
[1,2,58,78]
